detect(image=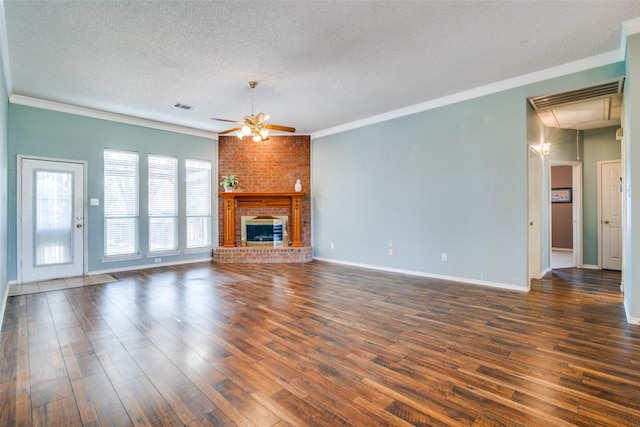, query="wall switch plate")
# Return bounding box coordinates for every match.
[330,242,335,249]
[441,253,448,262]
